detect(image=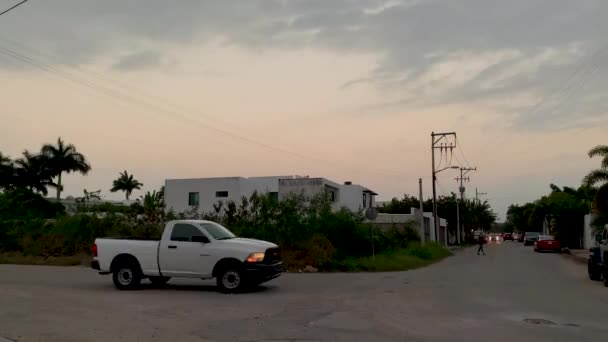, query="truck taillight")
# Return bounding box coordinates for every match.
[92,243,98,257]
